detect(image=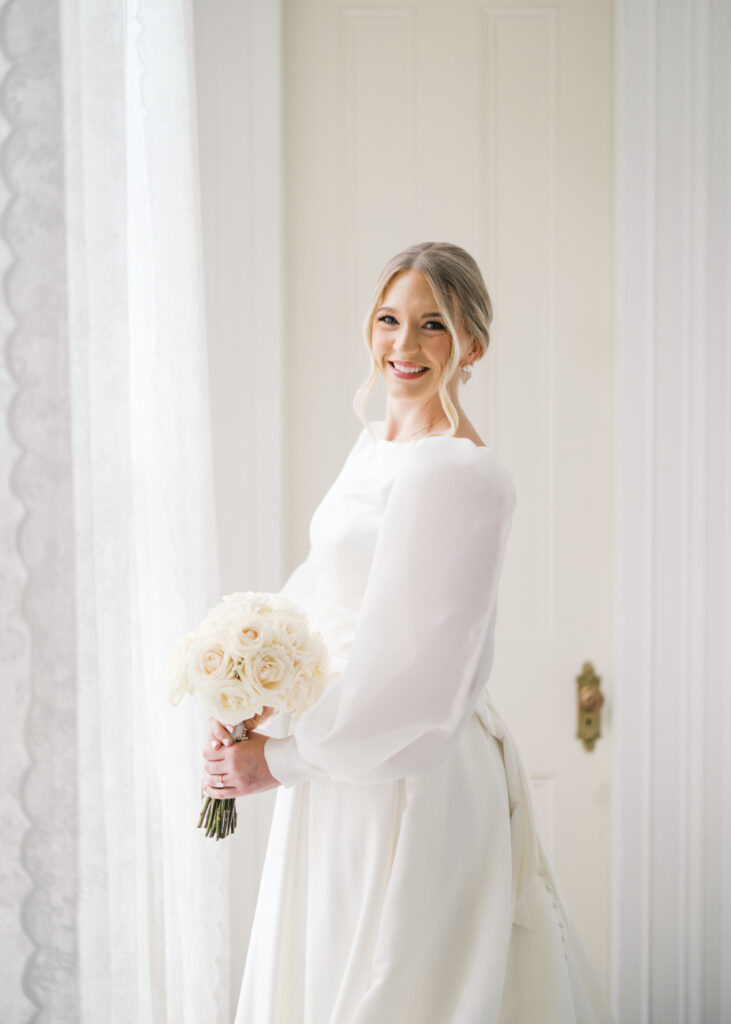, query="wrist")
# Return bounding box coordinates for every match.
[263,734,328,788]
